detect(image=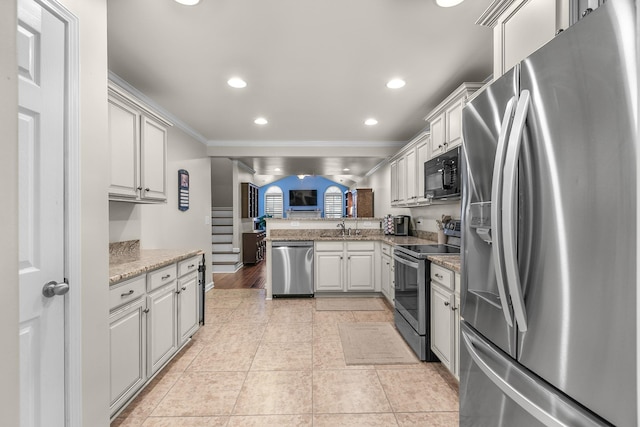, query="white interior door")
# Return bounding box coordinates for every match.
[18,0,66,426]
